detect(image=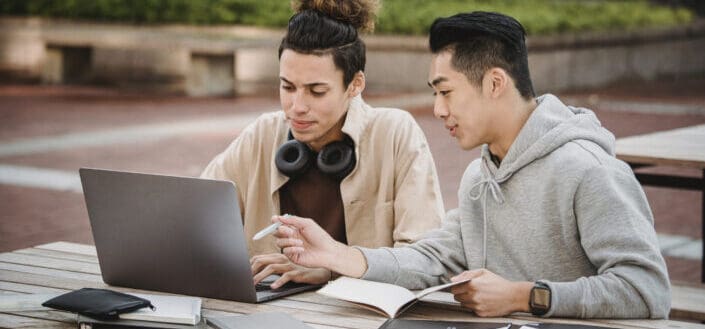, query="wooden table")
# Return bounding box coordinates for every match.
[1,242,703,329]
[615,124,705,283]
